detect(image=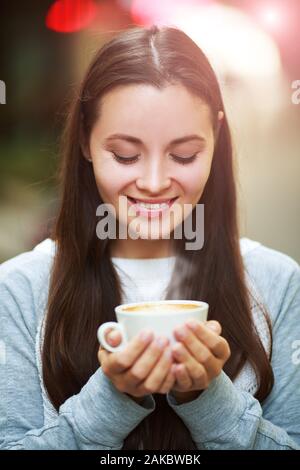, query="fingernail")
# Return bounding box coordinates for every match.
[186,319,198,330]
[207,322,220,332]
[155,336,168,349]
[175,326,188,339]
[139,330,153,342]
[164,349,172,360]
[172,345,182,357]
